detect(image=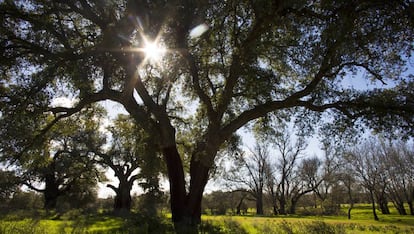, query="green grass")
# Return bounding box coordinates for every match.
[0,204,413,234]
[200,204,414,234]
[201,215,414,234]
